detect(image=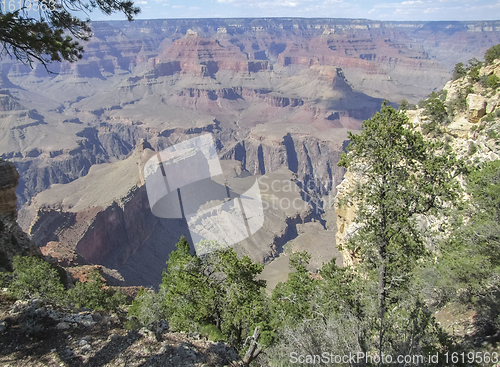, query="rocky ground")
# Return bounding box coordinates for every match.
[0,293,244,367]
